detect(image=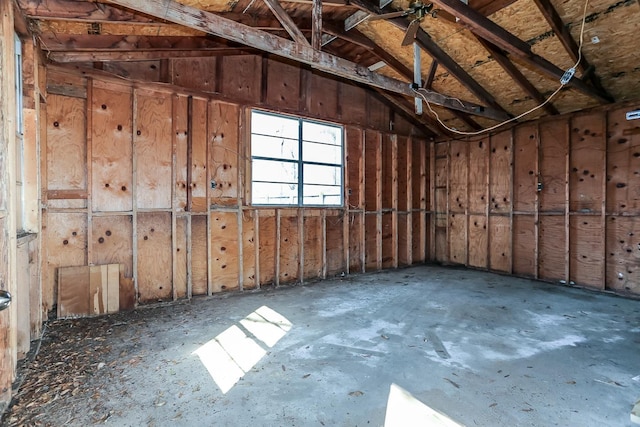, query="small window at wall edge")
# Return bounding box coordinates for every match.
[14,33,23,136]
[250,109,344,207]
